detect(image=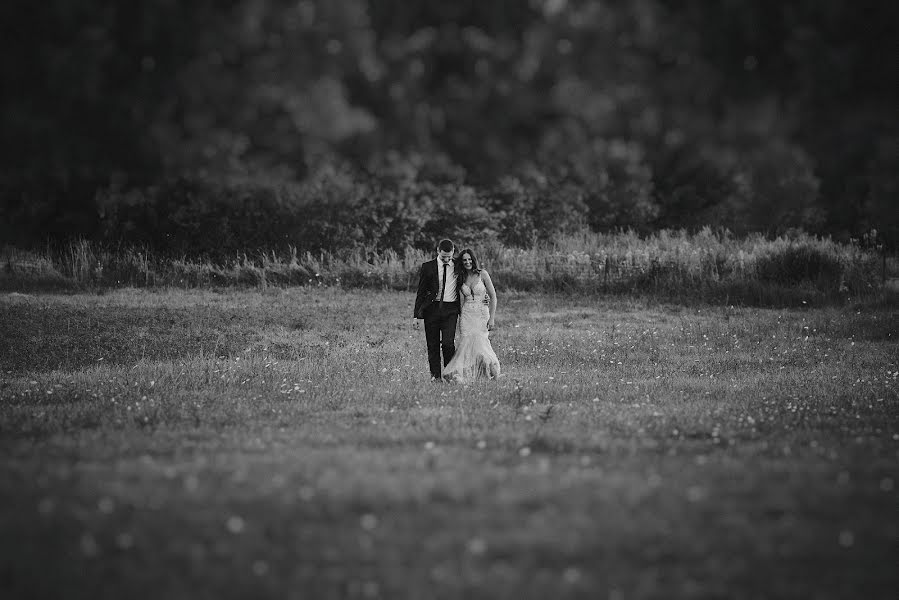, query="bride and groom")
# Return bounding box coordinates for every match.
[413,239,501,383]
